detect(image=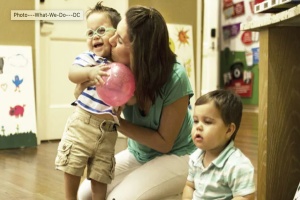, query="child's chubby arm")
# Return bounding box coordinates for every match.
[232,193,255,200]
[182,180,194,200]
[69,63,110,85]
[70,63,110,98]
